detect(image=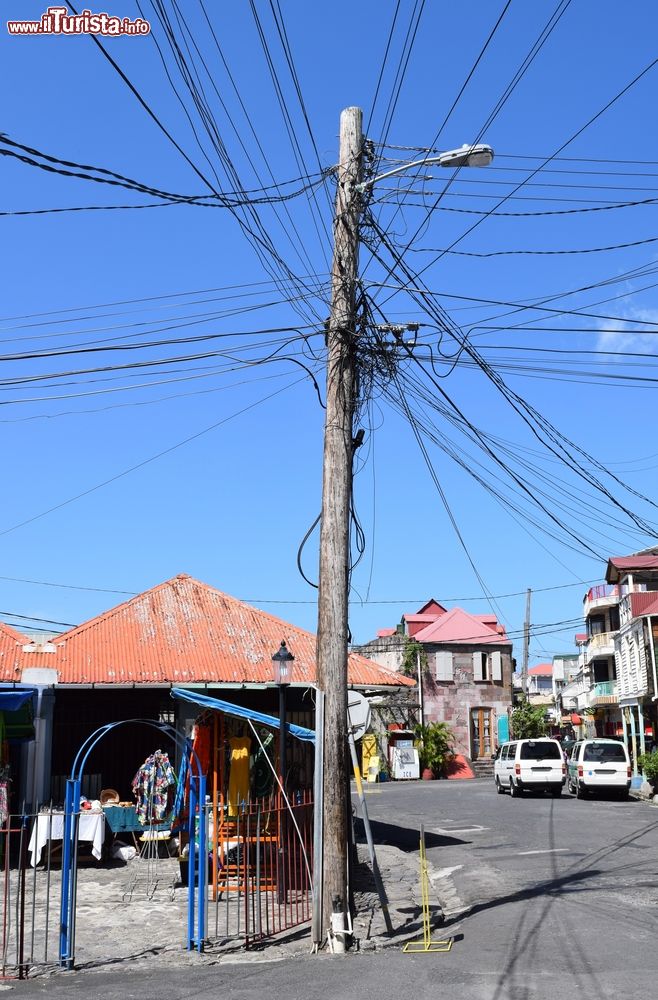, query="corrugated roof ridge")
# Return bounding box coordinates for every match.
[0,620,31,644]
[46,574,401,678]
[50,574,196,643]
